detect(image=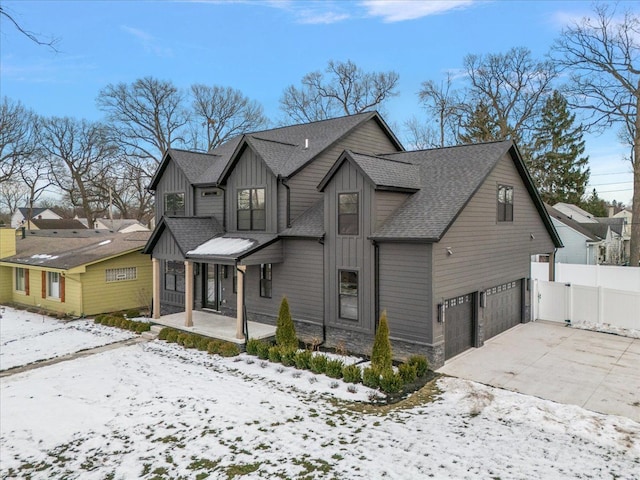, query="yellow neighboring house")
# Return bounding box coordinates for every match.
[0,228,152,317]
